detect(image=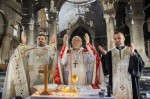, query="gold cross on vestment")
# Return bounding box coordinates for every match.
[38,65,52,95]
[55,77,60,82]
